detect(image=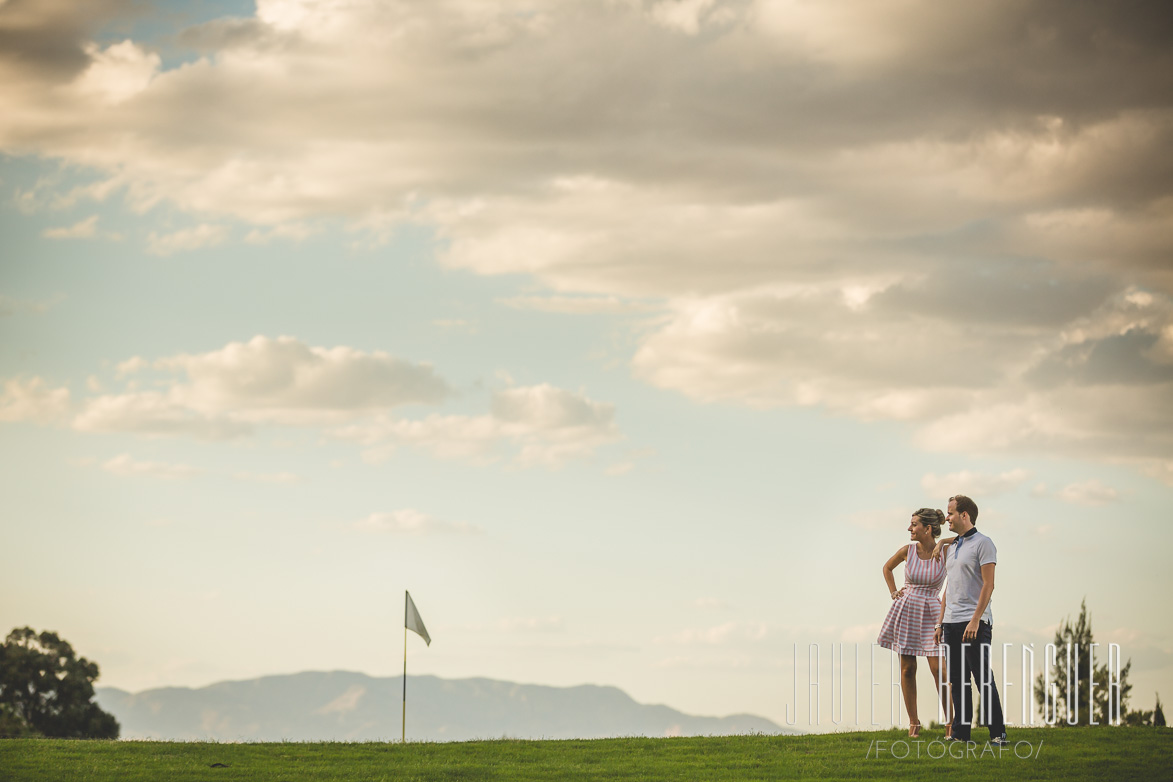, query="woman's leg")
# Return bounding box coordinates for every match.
[927,653,951,732]
[899,654,920,731]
